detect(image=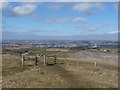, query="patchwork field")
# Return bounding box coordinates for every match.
[5,46,32,50]
[2,48,118,88]
[46,48,69,52]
